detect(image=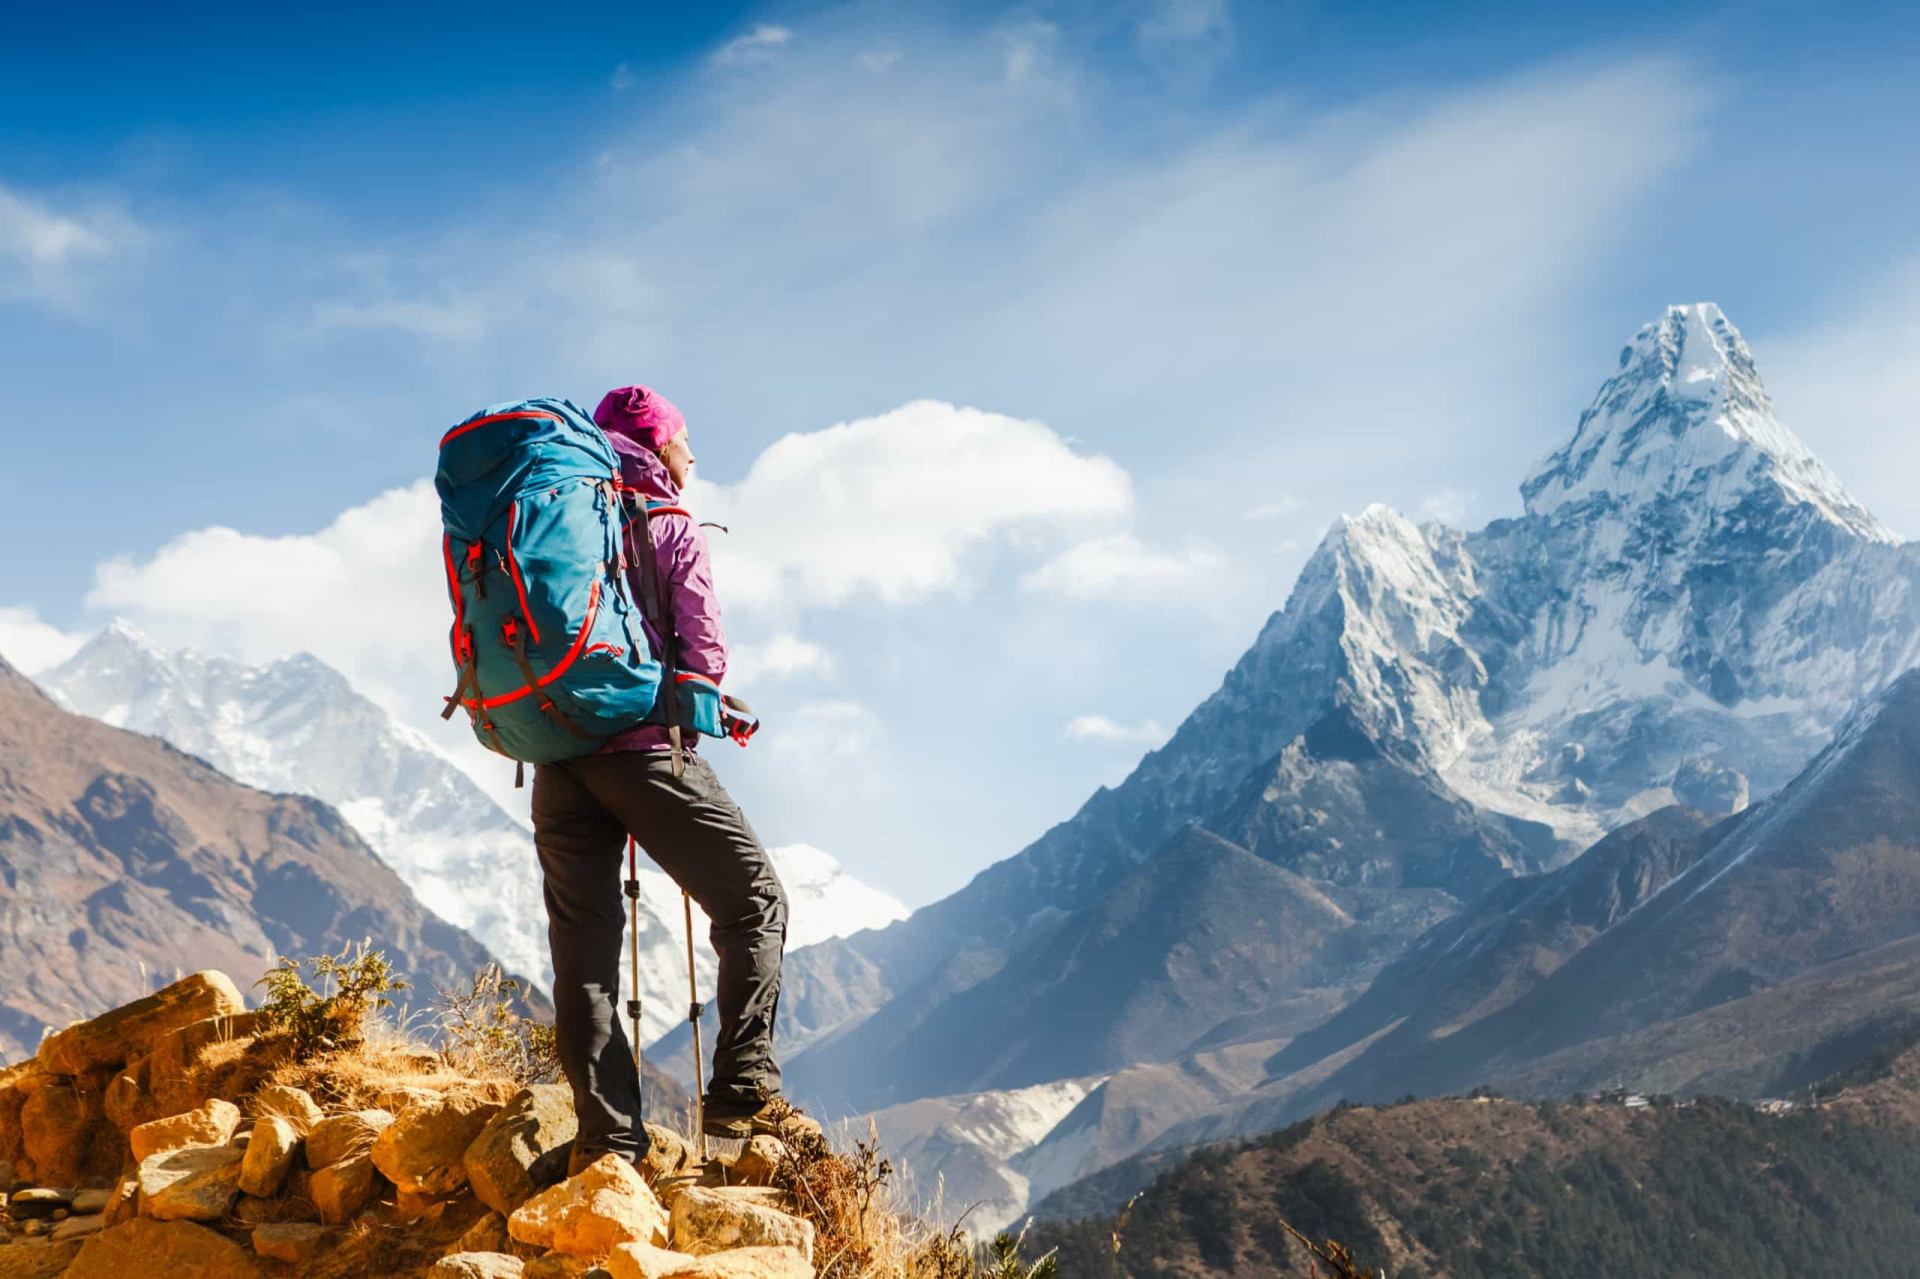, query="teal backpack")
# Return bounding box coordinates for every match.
[435,398,663,779]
